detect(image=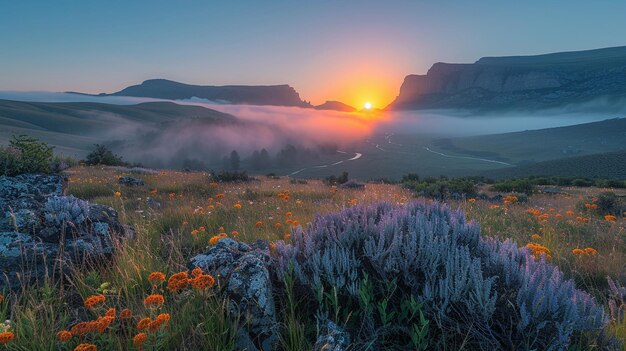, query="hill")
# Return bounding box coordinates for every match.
[433,118,626,164]
[388,46,626,111]
[314,100,356,112]
[90,79,311,107]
